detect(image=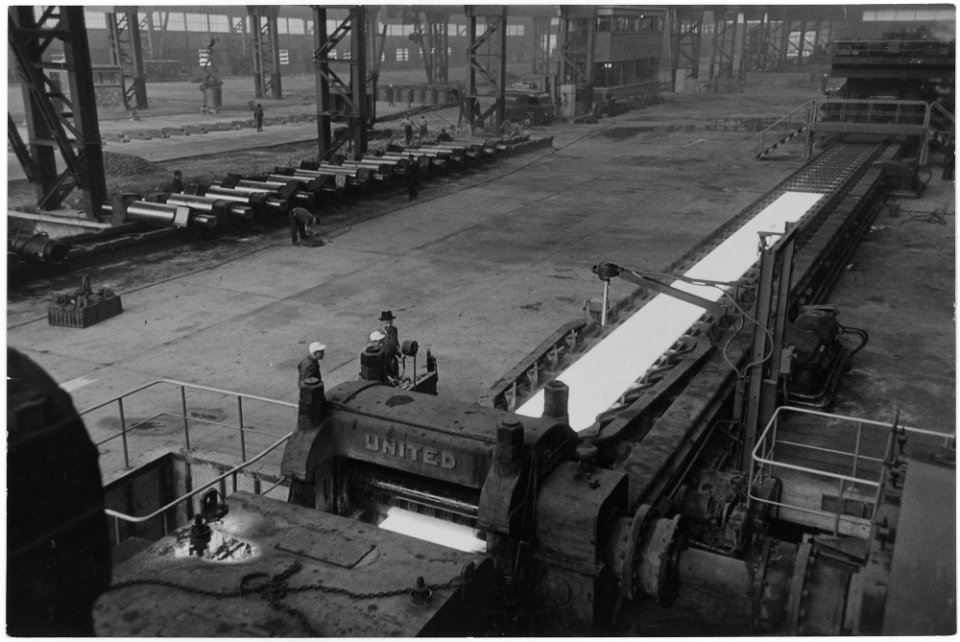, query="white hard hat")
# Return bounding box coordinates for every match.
[369,330,386,342]
[309,342,326,354]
